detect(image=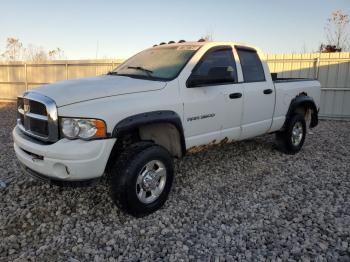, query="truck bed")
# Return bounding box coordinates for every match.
[271,77,321,132]
[271,73,316,83]
[273,78,316,83]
